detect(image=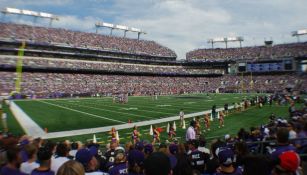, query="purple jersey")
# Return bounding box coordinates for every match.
[109,162,128,175]
[0,166,28,175]
[31,169,55,175]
